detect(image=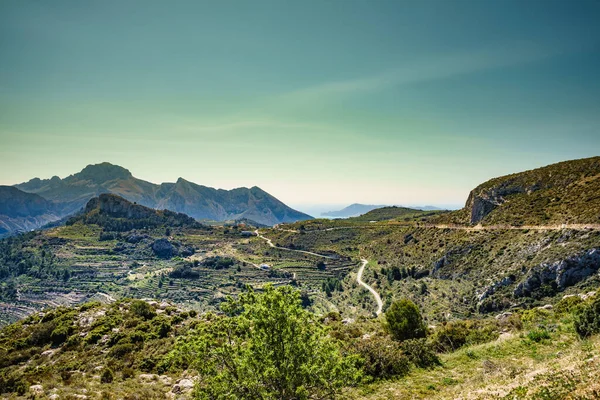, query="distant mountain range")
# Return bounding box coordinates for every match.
[322,203,443,218]
[321,204,386,218]
[0,186,62,237]
[0,162,312,236]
